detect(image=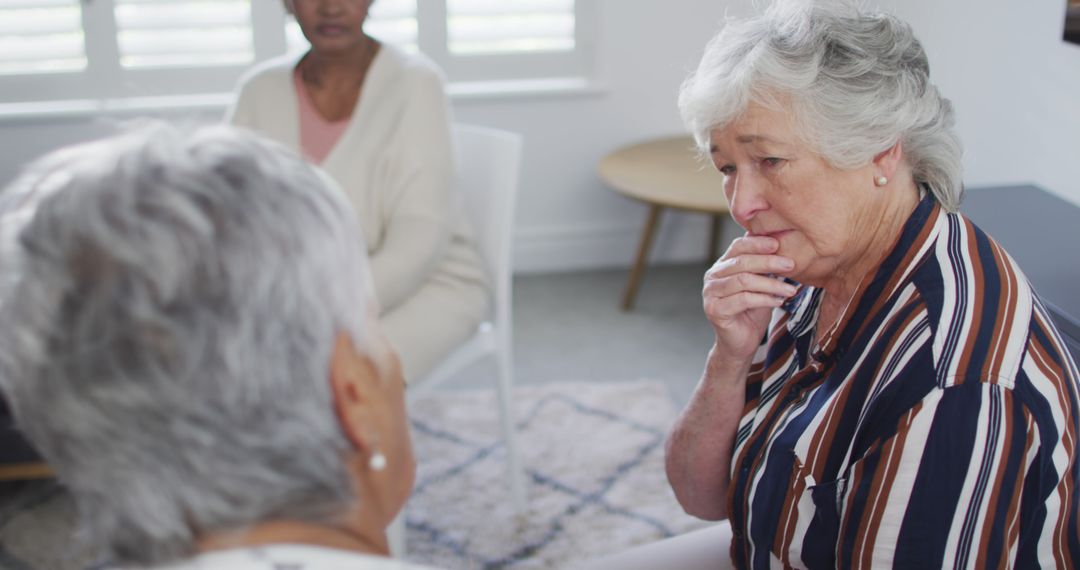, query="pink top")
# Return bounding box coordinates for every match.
[294,68,352,164]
